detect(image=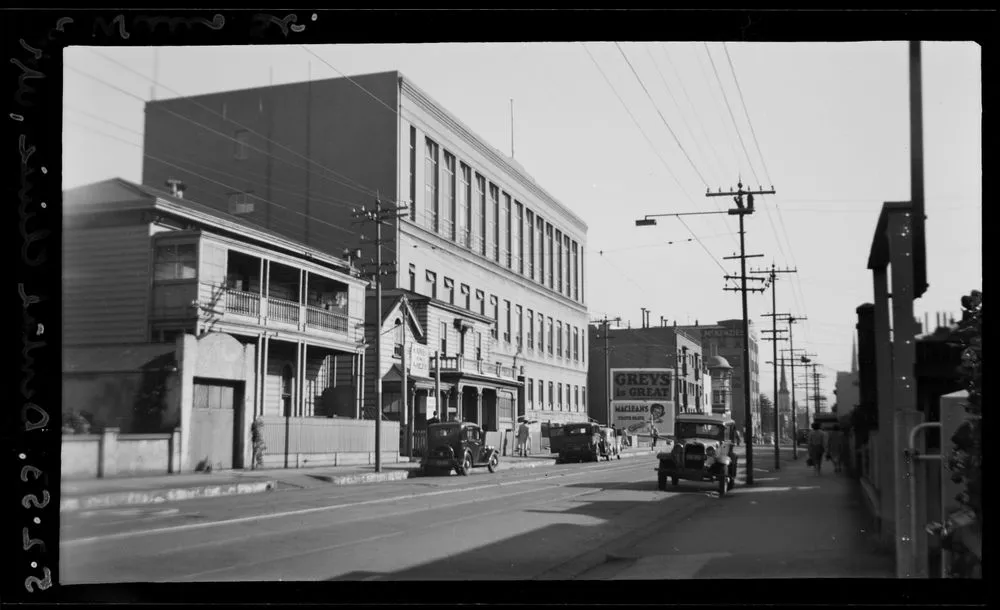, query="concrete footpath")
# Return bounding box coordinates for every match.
[61,447,650,512]
[579,446,894,579]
